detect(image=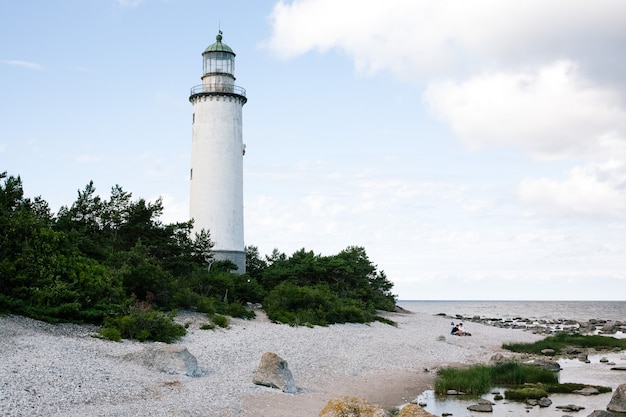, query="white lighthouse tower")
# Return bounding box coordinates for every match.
[189,31,247,273]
